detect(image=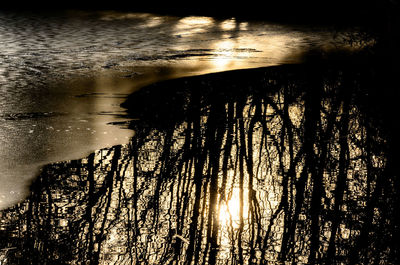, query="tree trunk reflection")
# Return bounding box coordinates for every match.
[0,60,398,264]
